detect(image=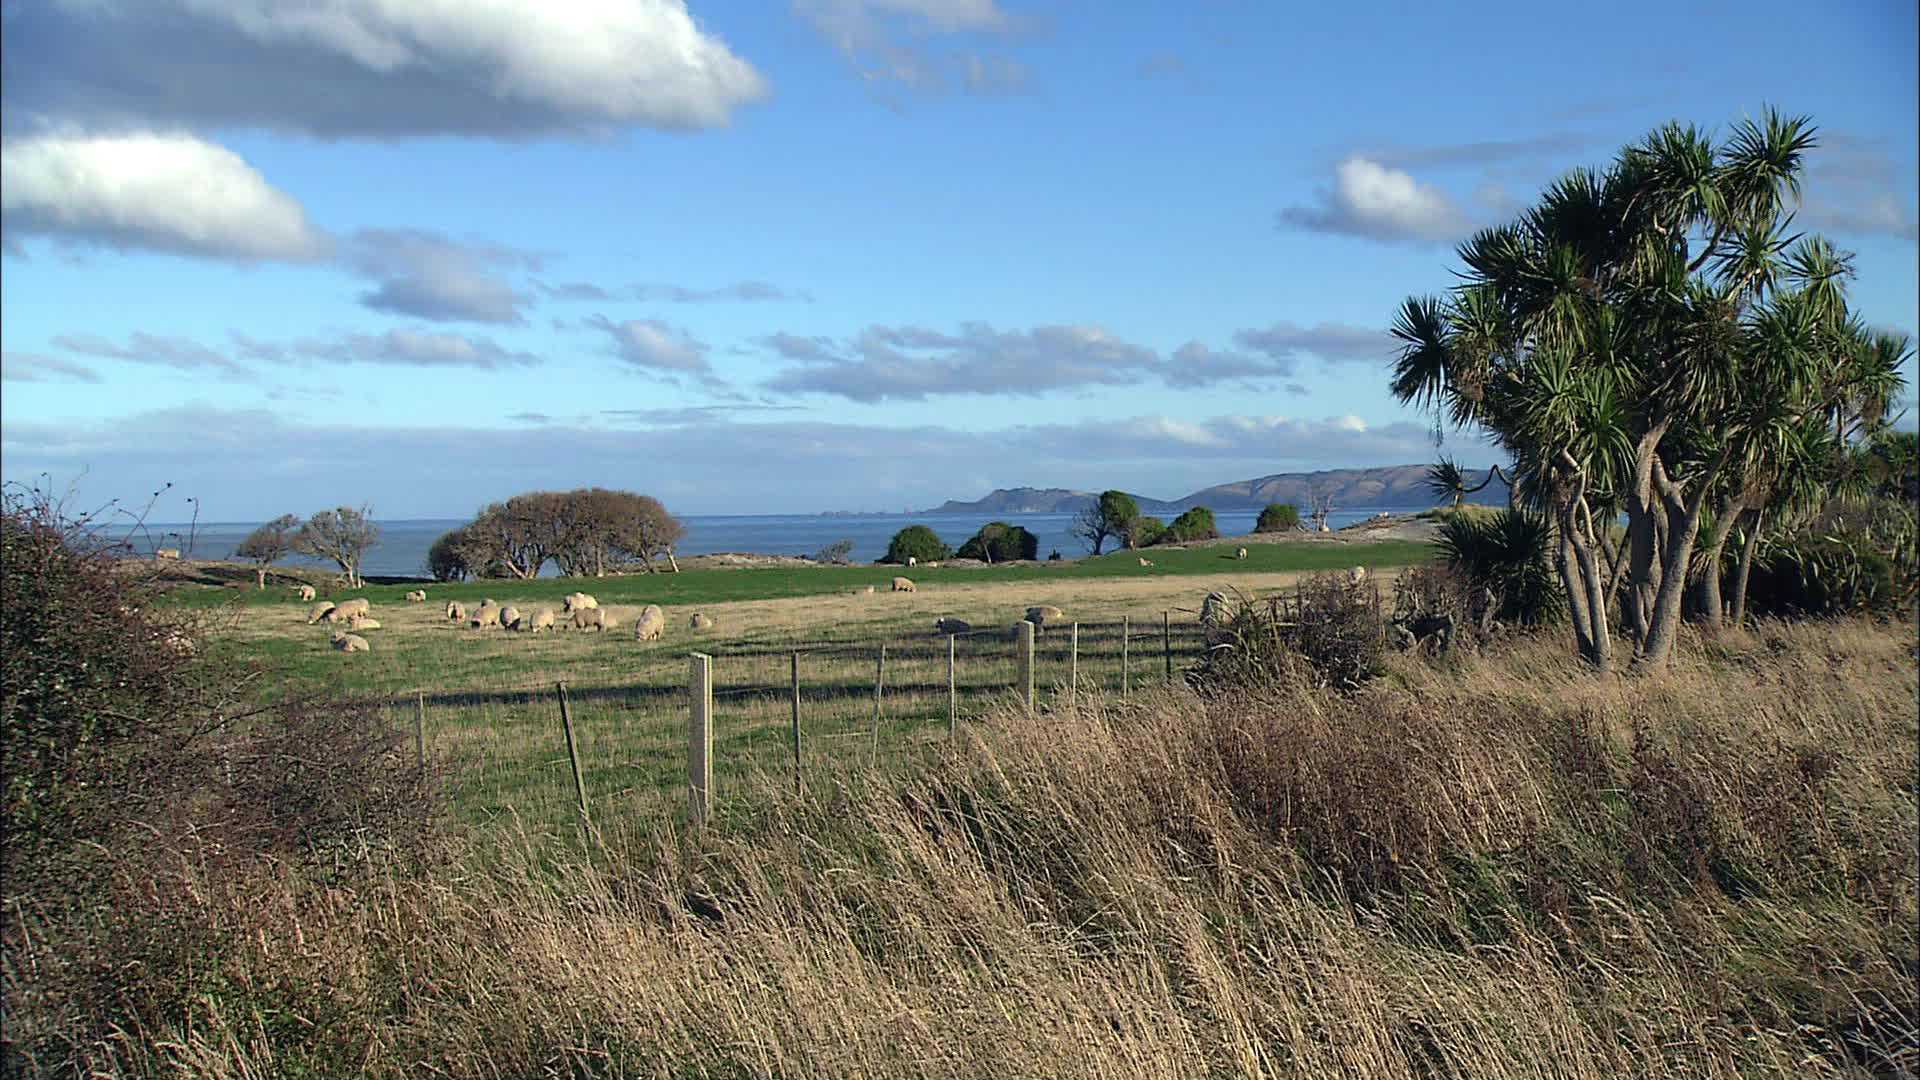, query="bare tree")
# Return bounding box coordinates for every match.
[1307,484,1336,533]
[234,513,300,589]
[294,506,380,589]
